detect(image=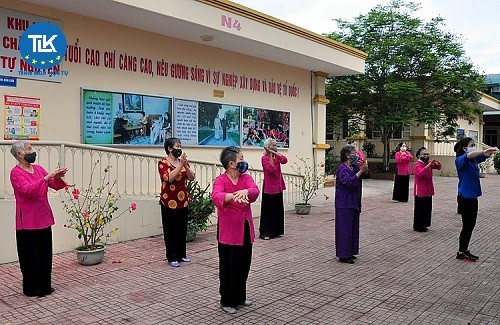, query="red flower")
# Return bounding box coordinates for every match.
[130,203,137,211]
[82,211,90,219]
[72,188,80,200]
